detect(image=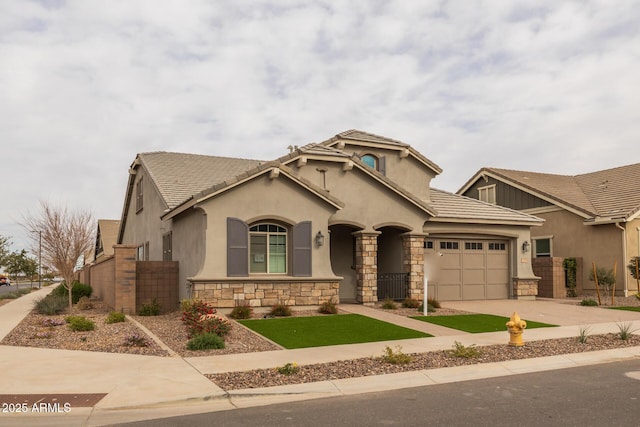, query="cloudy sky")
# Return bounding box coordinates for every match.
[2,0,639,253]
